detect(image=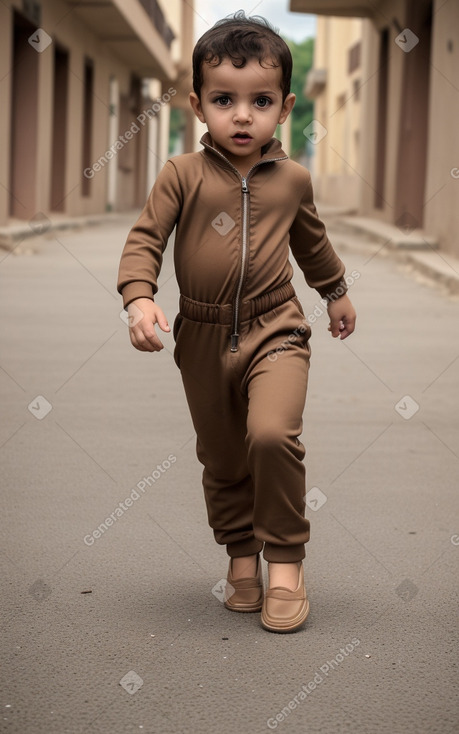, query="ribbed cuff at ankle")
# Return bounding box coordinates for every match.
[227,538,264,558]
[263,543,305,562]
